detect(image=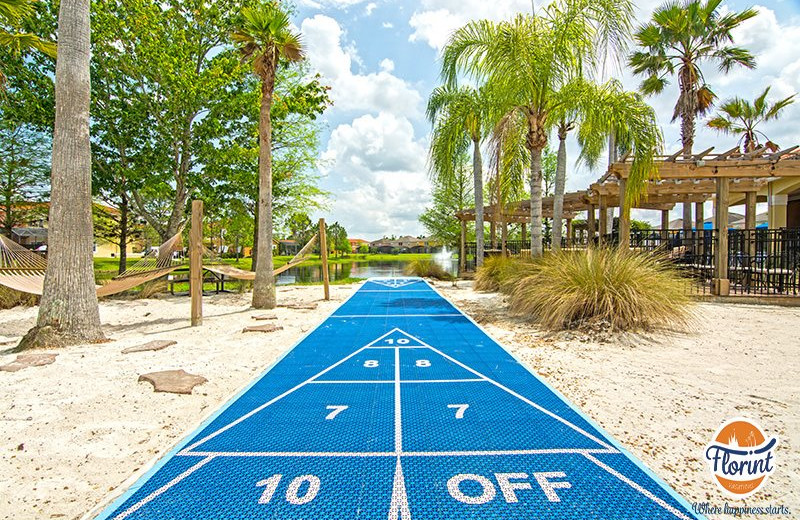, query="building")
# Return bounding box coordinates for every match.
[369,236,443,254]
[348,238,368,253]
